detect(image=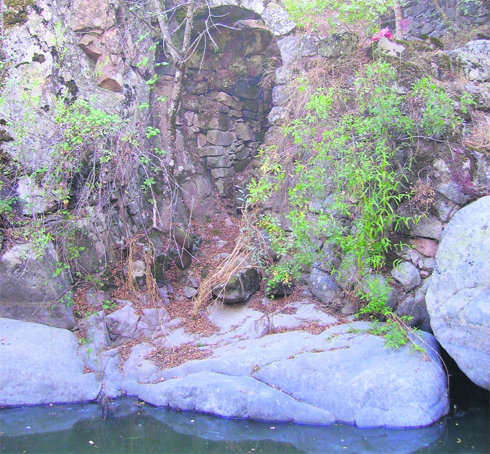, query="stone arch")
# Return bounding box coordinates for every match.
[155,2,296,218]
